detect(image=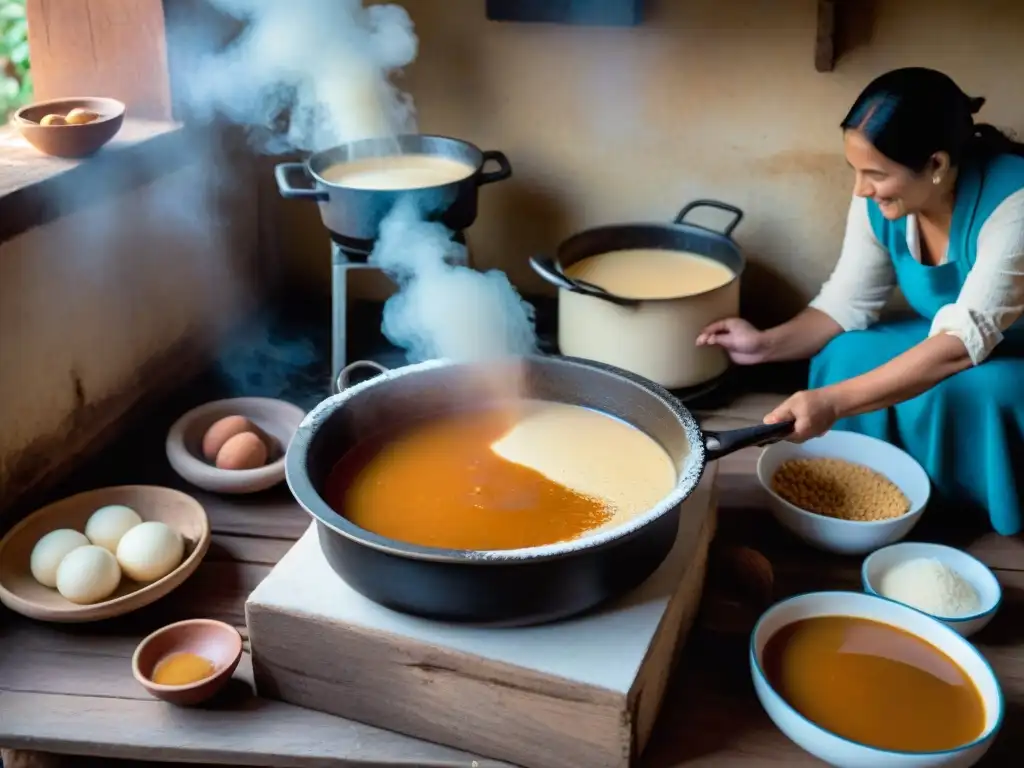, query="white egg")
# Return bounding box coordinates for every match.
[30,528,91,588]
[116,521,184,582]
[84,504,142,553]
[55,545,122,604]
